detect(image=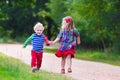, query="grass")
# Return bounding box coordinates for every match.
[44,48,57,53]
[0,53,72,80]
[75,49,120,66]
[44,48,120,66]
